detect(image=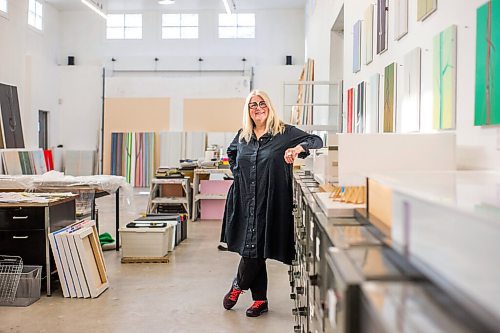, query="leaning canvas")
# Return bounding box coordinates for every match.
[355,82,366,133]
[475,0,499,126]
[353,20,362,73]
[417,0,437,21]
[377,0,388,54]
[433,25,457,130]
[366,73,380,133]
[394,0,408,40]
[364,5,374,65]
[384,63,397,133]
[400,47,421,133]
[347,88,354,133]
